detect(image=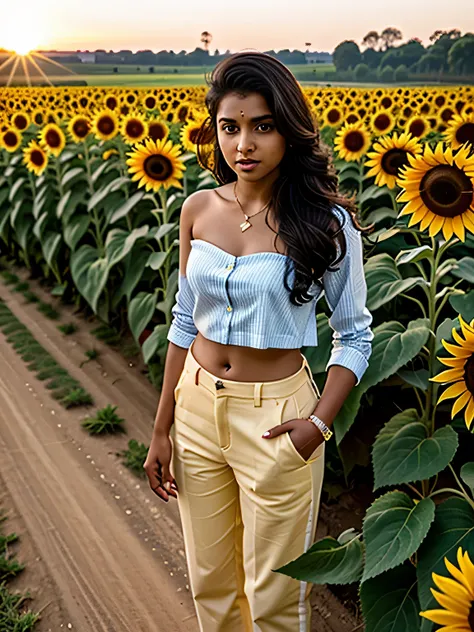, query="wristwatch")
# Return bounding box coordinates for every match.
[307,414,333,441]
